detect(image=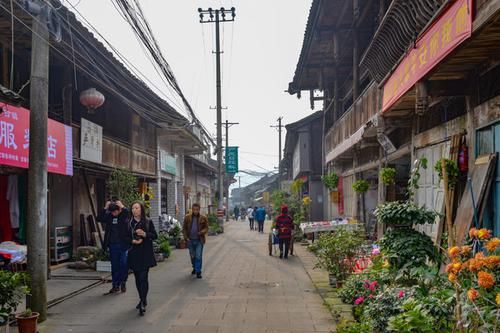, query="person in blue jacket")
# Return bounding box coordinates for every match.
[254,206,266,233]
